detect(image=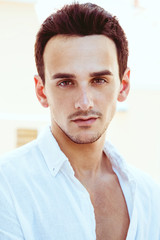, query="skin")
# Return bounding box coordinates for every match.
[35,34,130,239]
